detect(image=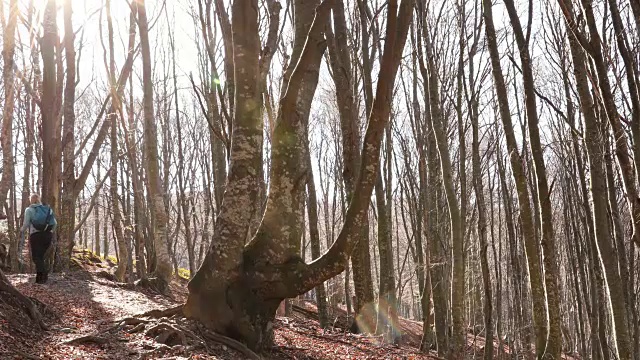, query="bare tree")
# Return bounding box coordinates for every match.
[184,0,414,350]
[0,0,18,263]
[502,0,563,356]
[137,0,173,289]
[557,0,633,357]
[483,0,549,356]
